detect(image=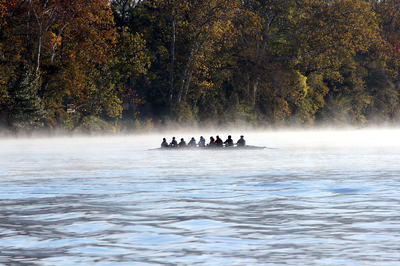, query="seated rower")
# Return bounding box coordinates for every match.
[215,135,223,147]
[237,135,246,147]
[170,137,178,147]
[188,137,196,147]
[178,138,186,147]
[161,138,169,148]
[198,136,205,147]
[208,136,216,147]
[224,135,234,147]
